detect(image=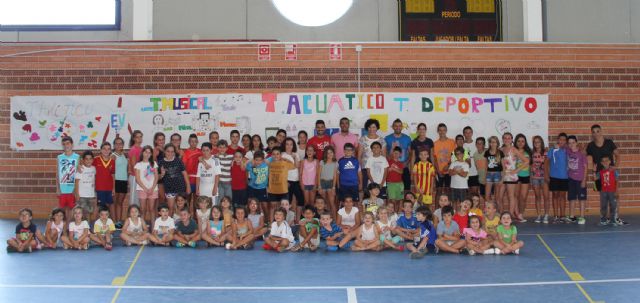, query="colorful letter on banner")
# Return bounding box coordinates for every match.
[330,43,342,60]
[258,44,271,61]
[285,44,297,60]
